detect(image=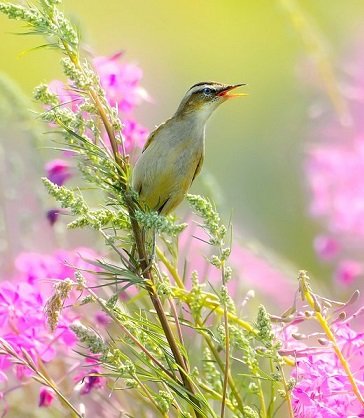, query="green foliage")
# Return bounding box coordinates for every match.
[135,209,187,236]
[187,194,226,245]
